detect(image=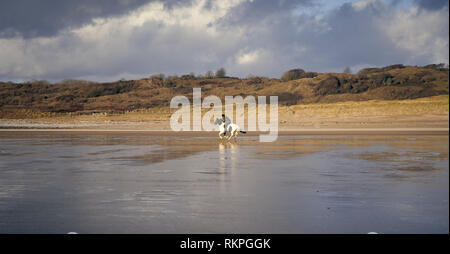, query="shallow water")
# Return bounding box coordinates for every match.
[0,132,448,233]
